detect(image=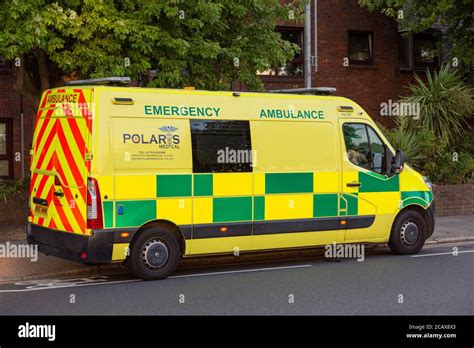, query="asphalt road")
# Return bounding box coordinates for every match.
[0,242,473,315]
